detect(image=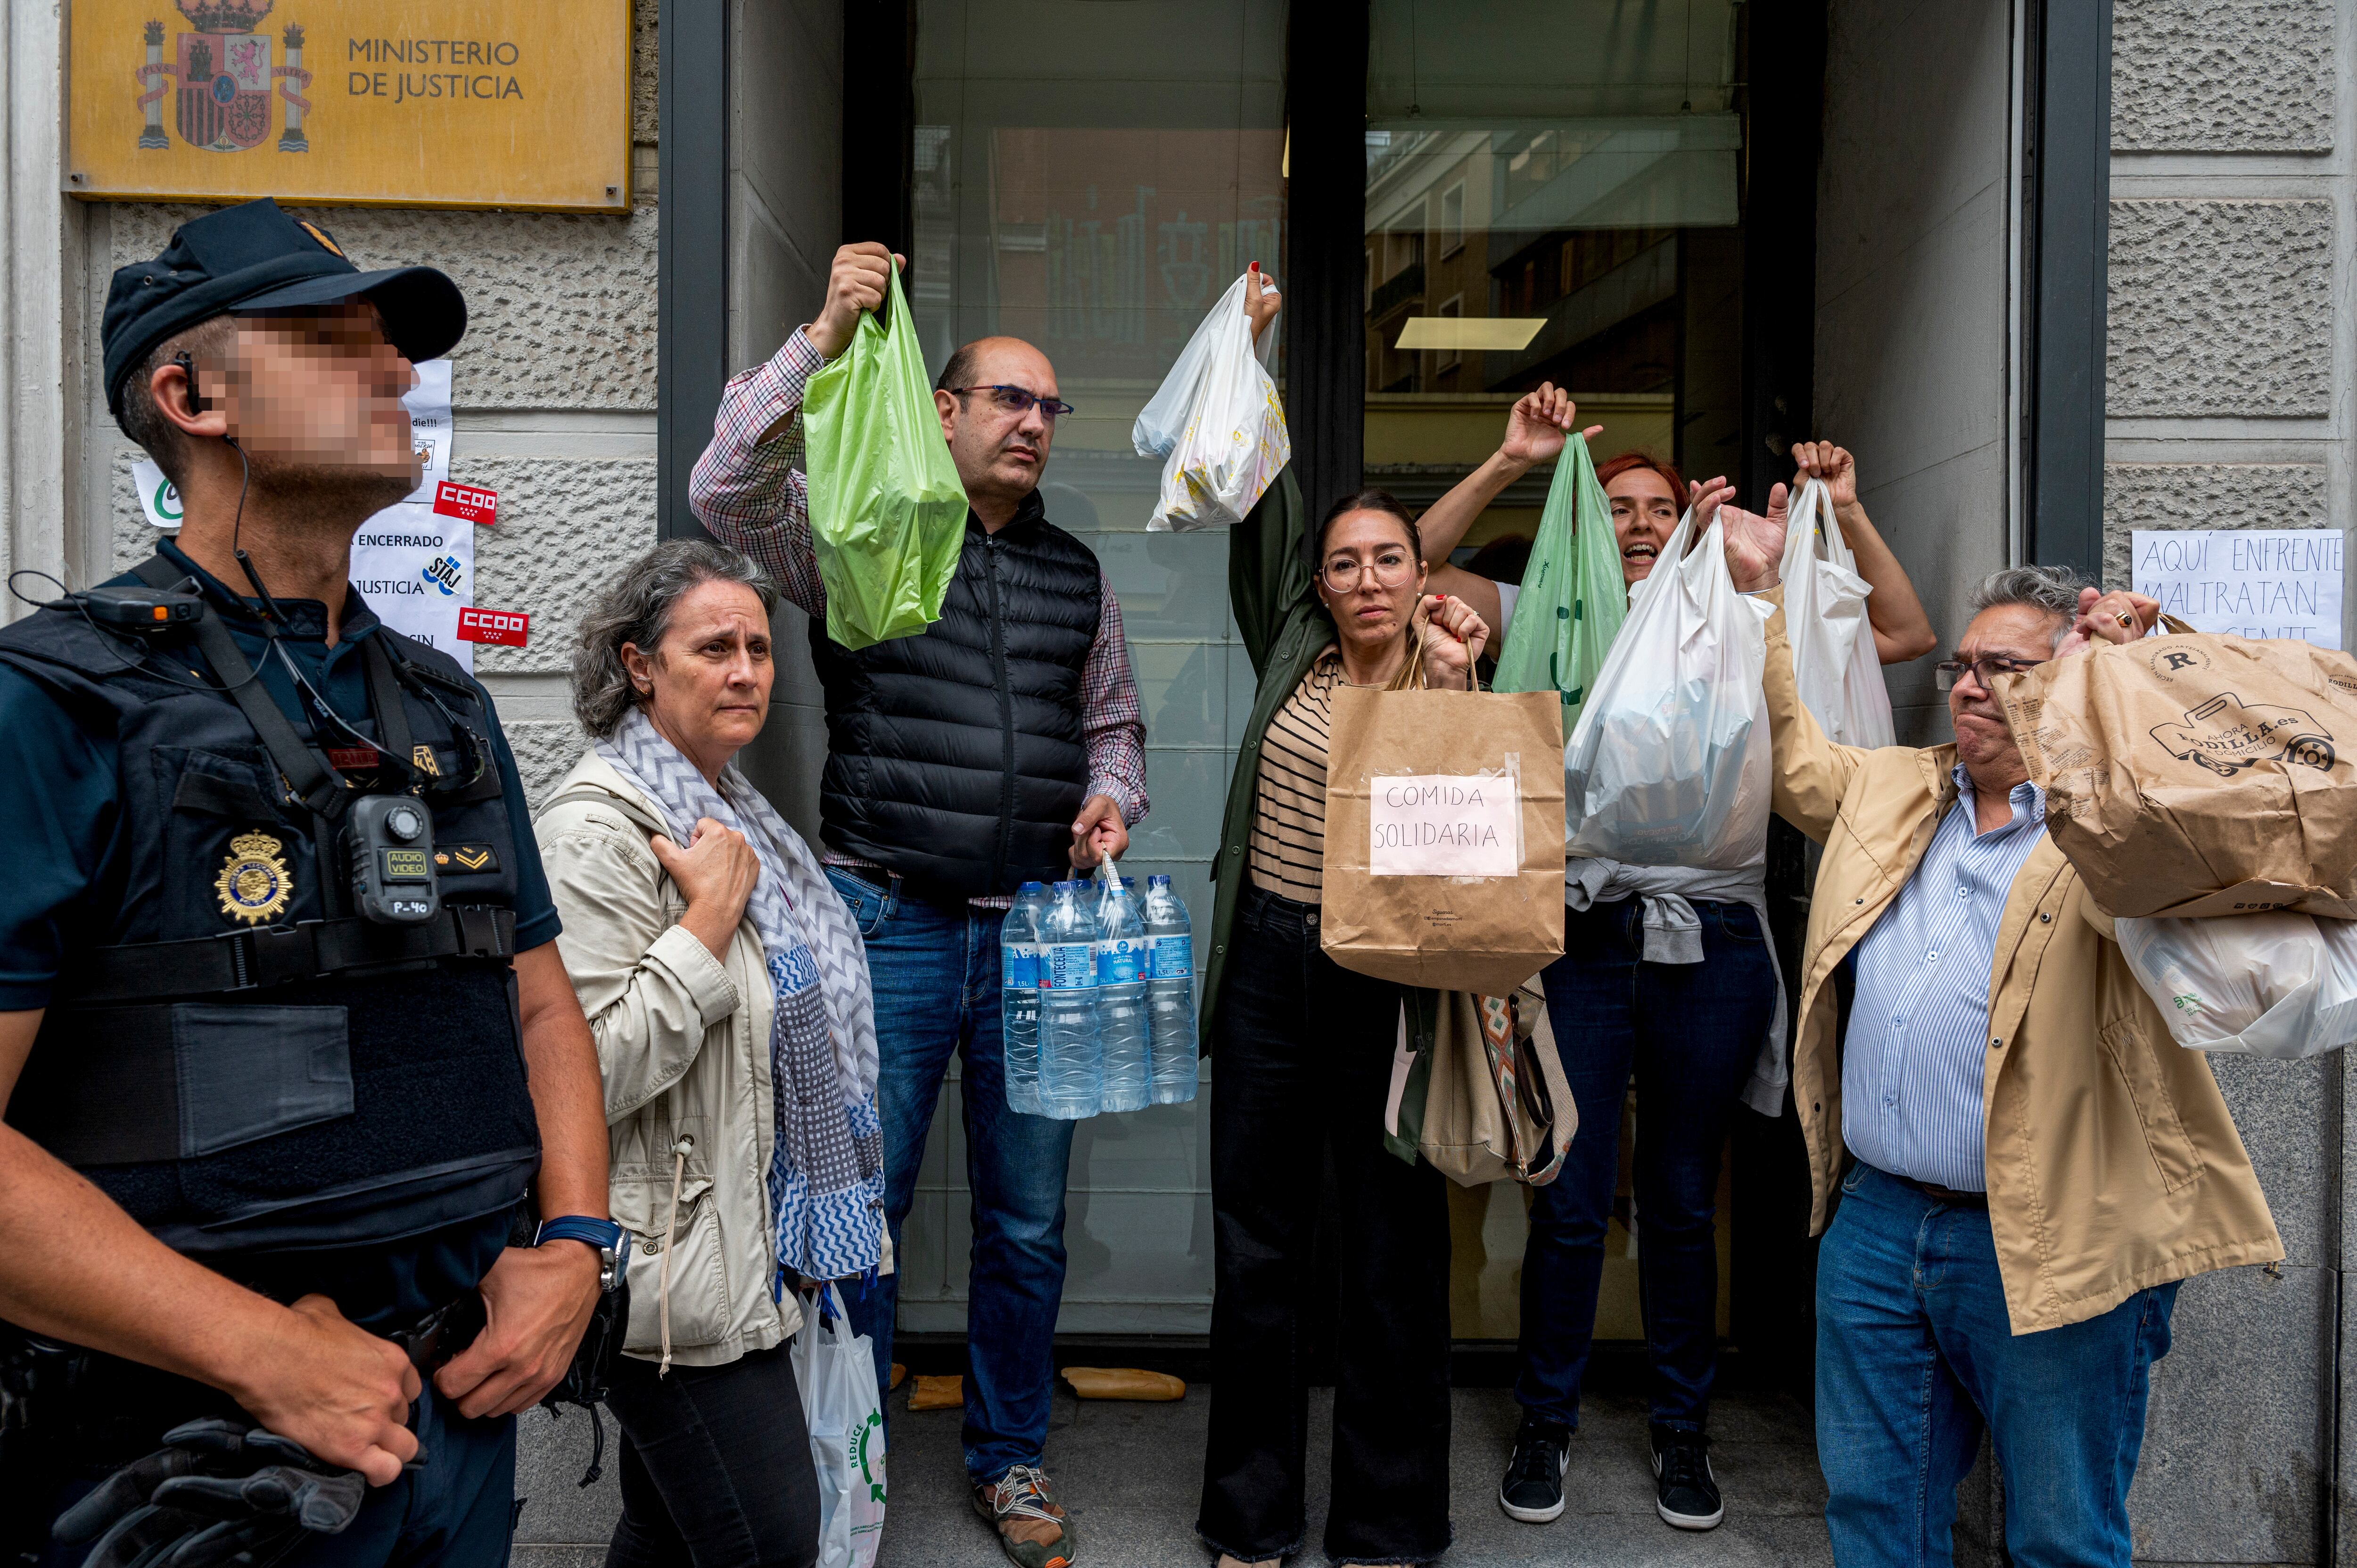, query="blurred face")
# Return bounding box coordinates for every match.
[212,304,420,501]
[1606,467,1681,586]
[625,580,775,773]
[936,338,1059,506]
[1315,510,1427,658]
[1945,604,2065,773]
